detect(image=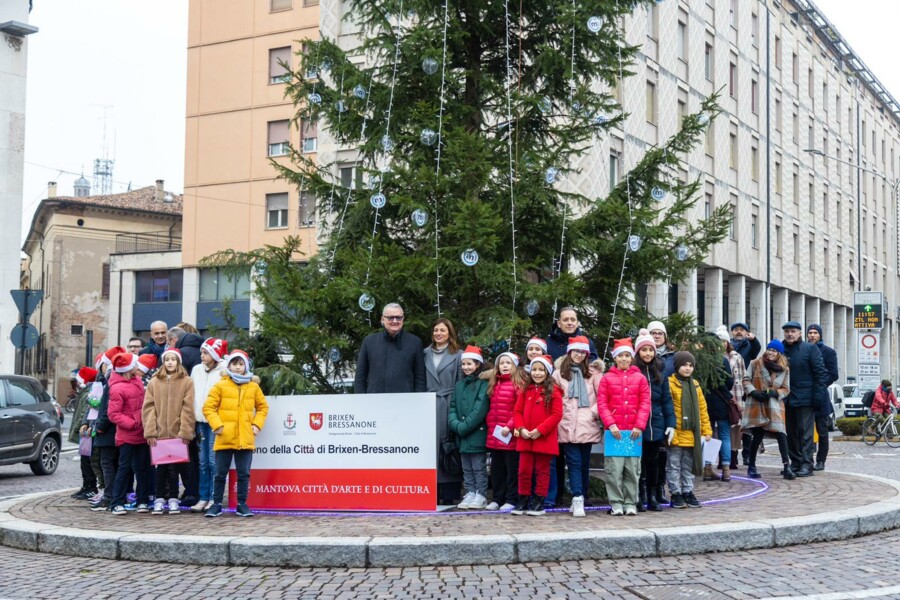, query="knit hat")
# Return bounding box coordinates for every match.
[97,346,126,370]
[673,351,695,372]
[496,351,519,367]
[715,325,730,342]
[882,379,892,388]
[610,337,634,358]
[227,349,252,372]
[567,335,591,353]
[76,367,98,387]
[646,321,667,336]
[137,353,158,374]
[782,320,802,330]
[766,339,785,354]
[525,337,548,353]
[633,328,656,354]
[530,355,554,376]
[460,345,484,363]
[161,347,182,363]
[201,337,228,362]
[806,323,823,339]
[730,322,750,332]
[112,353,138,374]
